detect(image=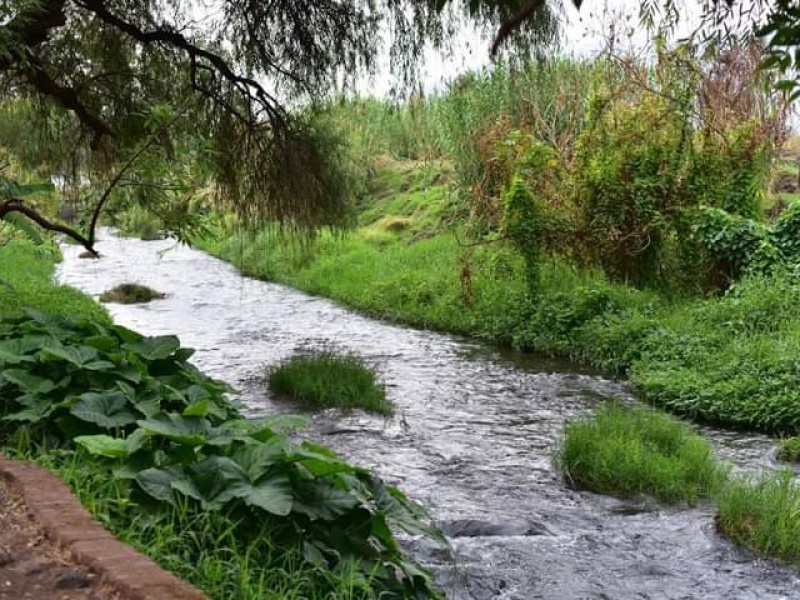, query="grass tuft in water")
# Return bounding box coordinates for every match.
[99,283,165,304]
[776,437,800,462]
[269,350,392,415]
[716,471,800,565]
[556,403,727,503]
